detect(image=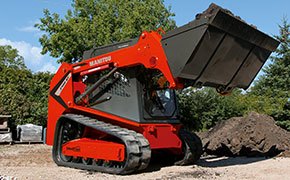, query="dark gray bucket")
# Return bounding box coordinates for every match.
[162,4,279,91]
